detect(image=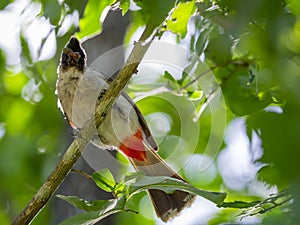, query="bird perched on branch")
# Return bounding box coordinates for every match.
[56,37,195,222]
